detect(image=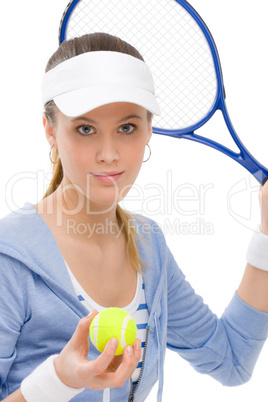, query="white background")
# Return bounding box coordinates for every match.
[0,1,268,401]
